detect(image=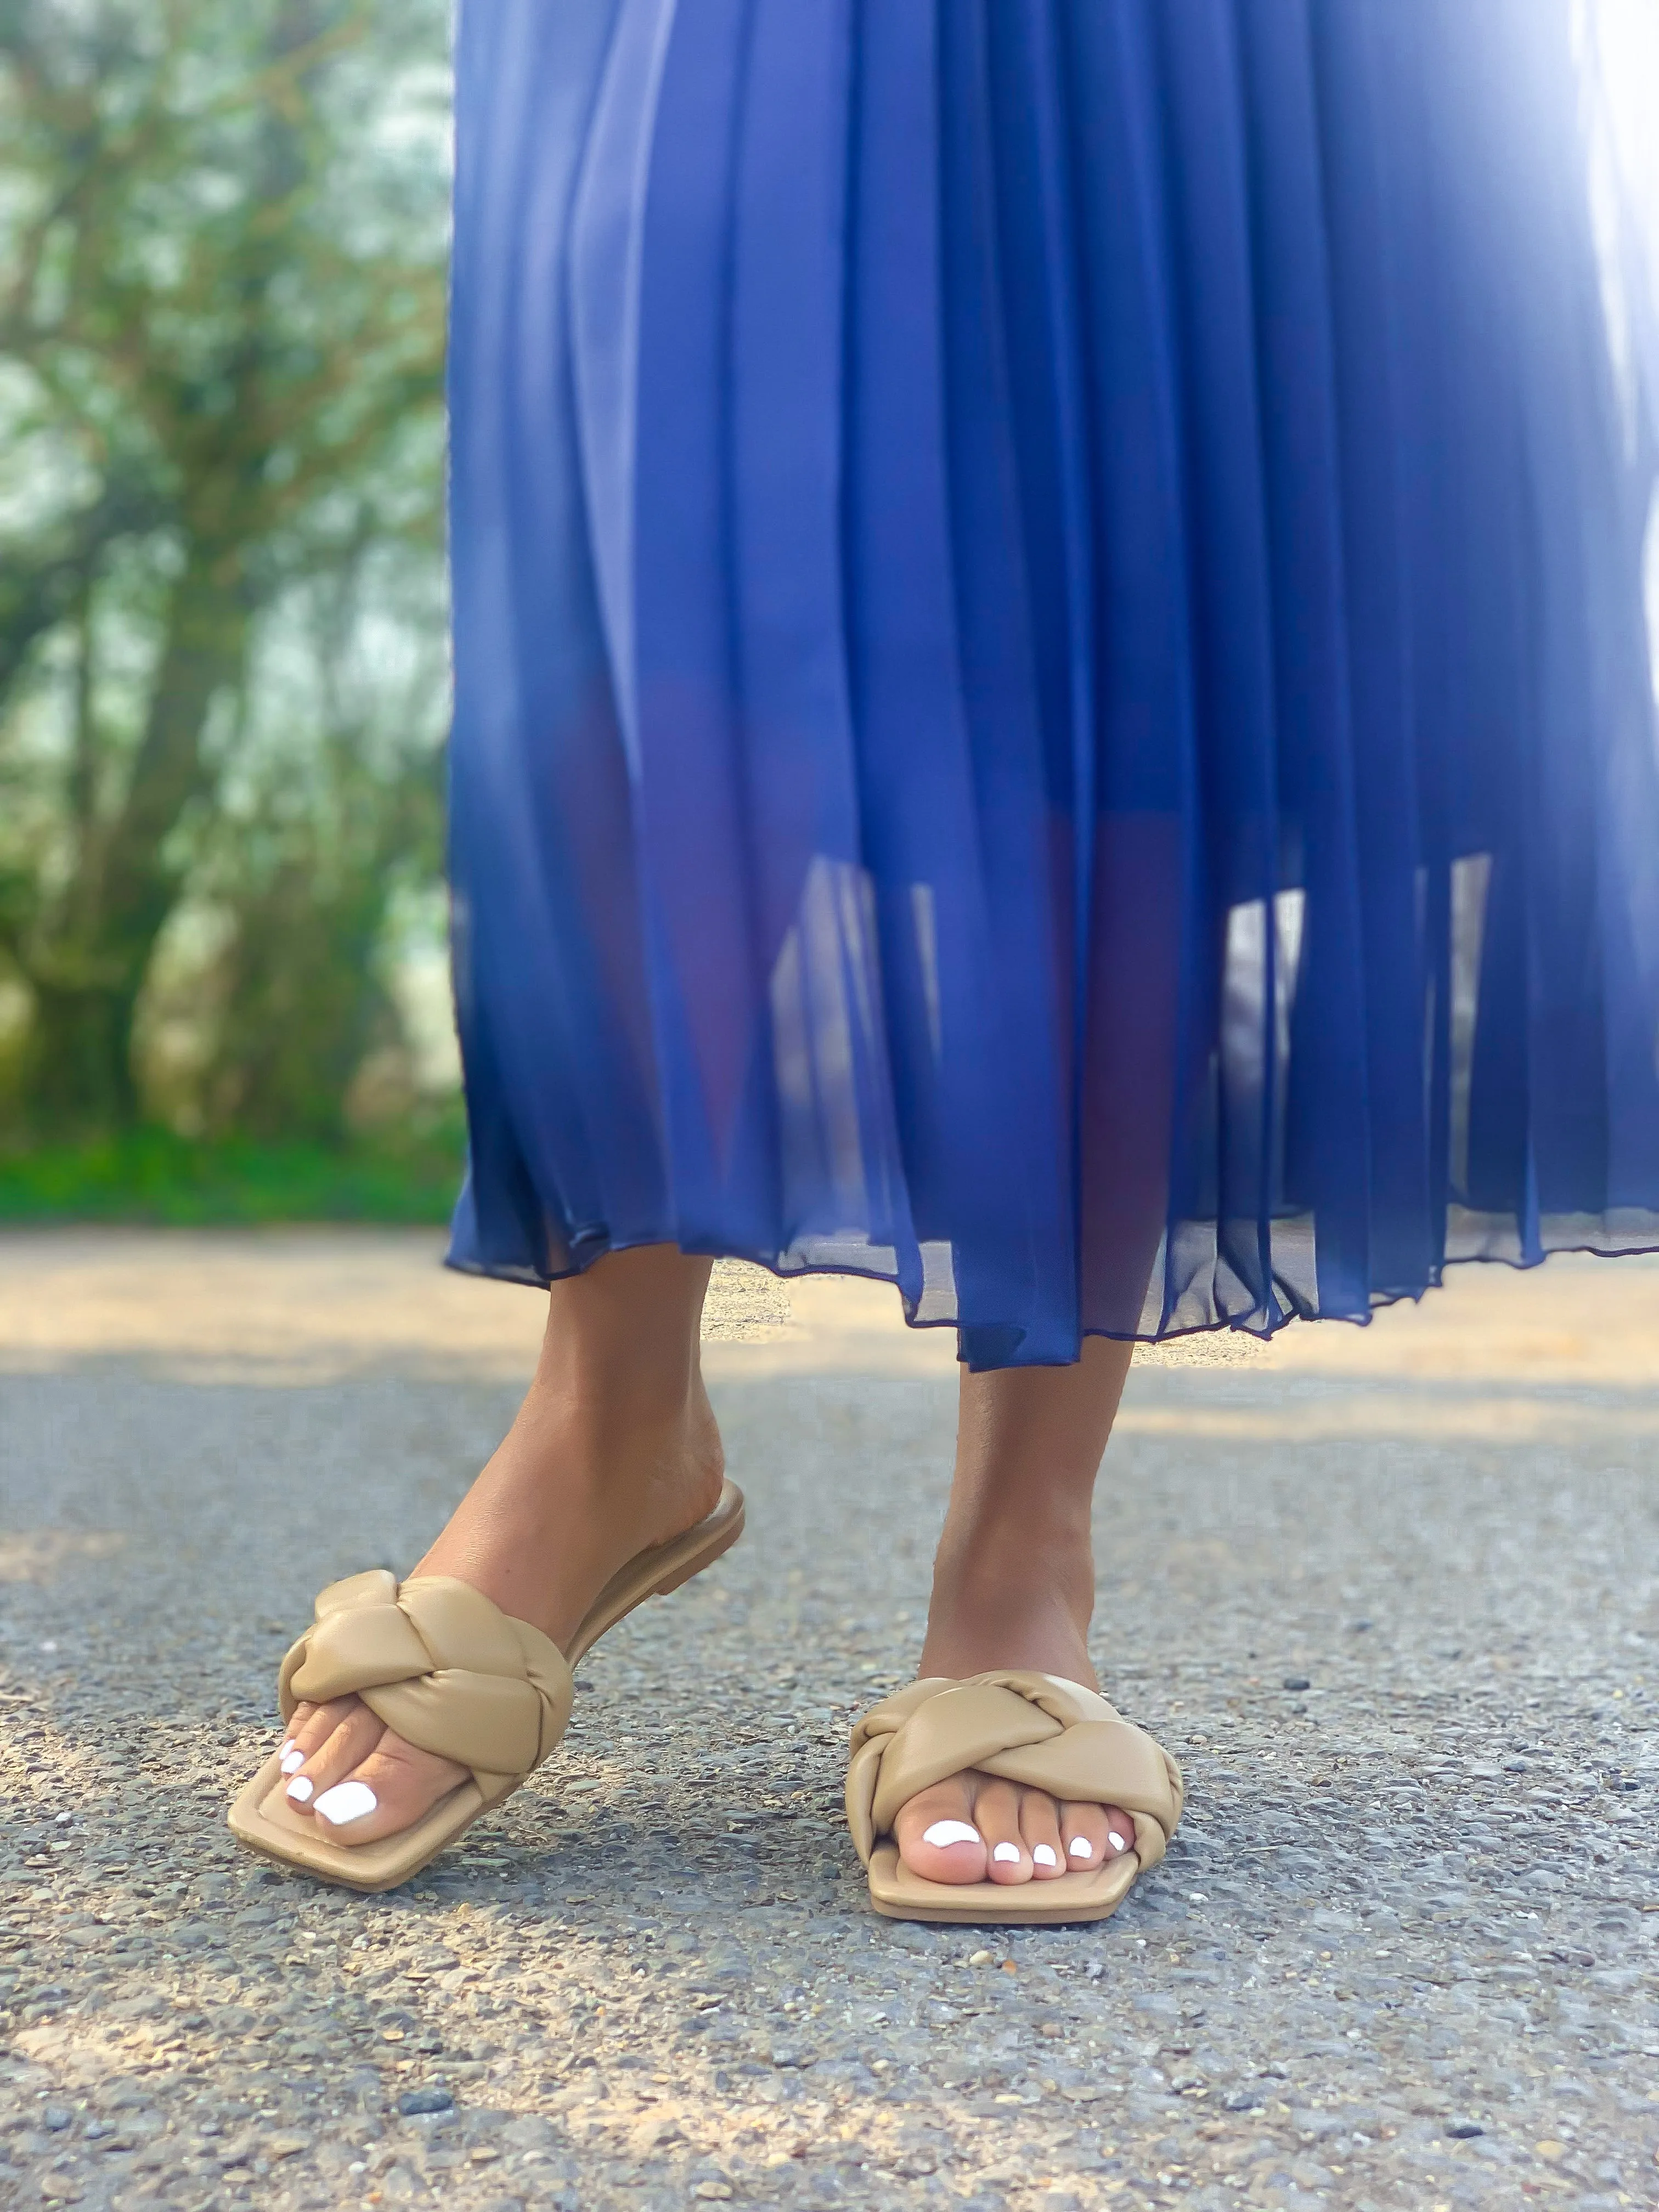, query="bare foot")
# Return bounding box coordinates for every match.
[274,1249,724,1848]
[890,1522,1134,1887]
